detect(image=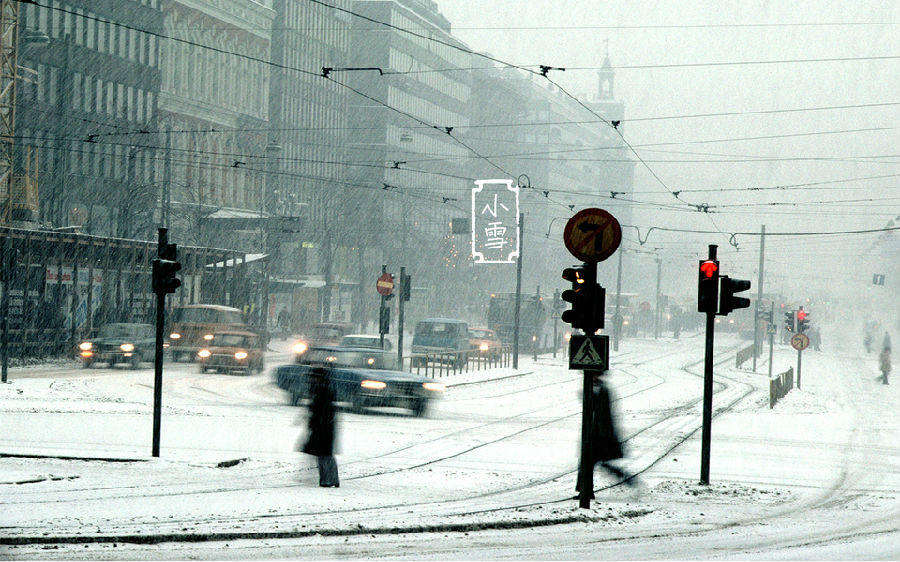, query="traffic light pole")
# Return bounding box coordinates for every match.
[700,244,717,485]
[152,228,167,458]
[578,261,598,509]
